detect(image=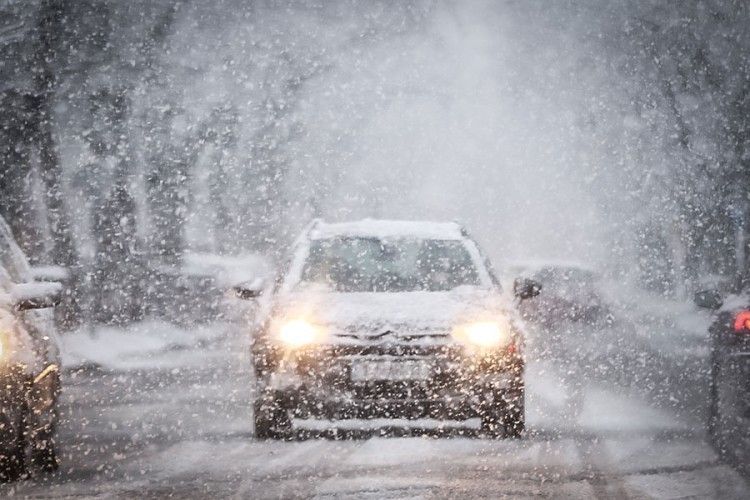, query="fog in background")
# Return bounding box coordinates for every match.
[165,0,610,263]
[3,0,749,324]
